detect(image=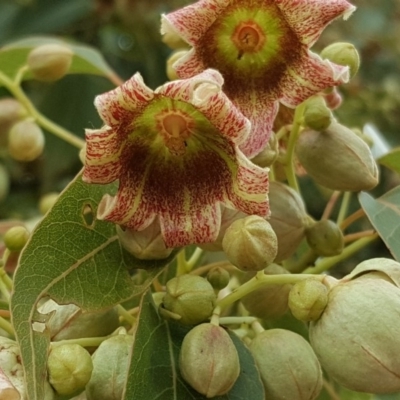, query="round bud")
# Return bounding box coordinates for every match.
[3,226,29,252]
[222,216,278,272]
[268,182,309,262]
[207,267,230,290]
[320,42,360,78]
[179,323,240,397]
[166,49,188,81]
[8,120,45,162]
[0,164,10,202]
[27,44,73,82]
[162,274,216,325]
[242,264,292,320]
[0,98,27,140]
[249,329,322,400]
[116,220,173,260]
[303,96,333,131]
[288,279,328,321]
[86,333,134,400]
[296,122,379,192]
[305,219,344,257]
[251,133,279,168]
[39,192,59,215]
[47,344,93,396]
